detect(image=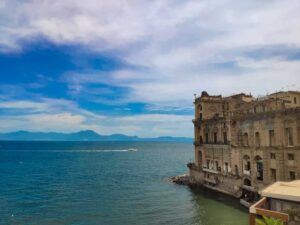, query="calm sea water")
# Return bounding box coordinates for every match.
[0,141,248,225]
